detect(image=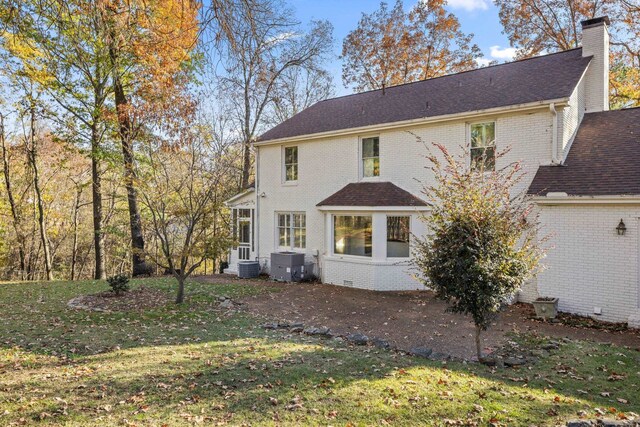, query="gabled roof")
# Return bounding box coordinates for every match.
[528,108,640,197]
[260,49,591,142]
[316,182,427,207]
